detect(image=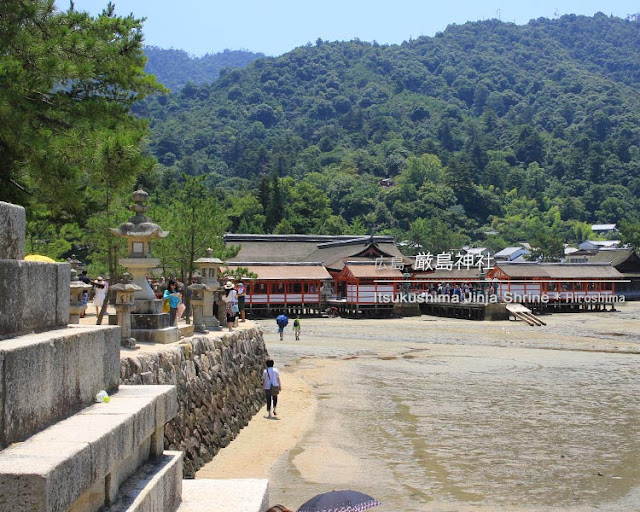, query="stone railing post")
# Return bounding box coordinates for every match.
[215,290,227,327]
[111,273,142,348]
[188,271,209,334]
[69,268,91,324]
[194,248,222,331]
